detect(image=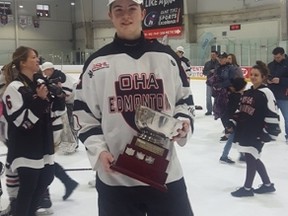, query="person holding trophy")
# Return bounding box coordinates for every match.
[73,0,195,215]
